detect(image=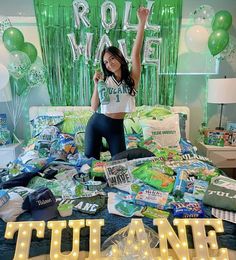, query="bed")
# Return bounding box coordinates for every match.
[0,105,236,260]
